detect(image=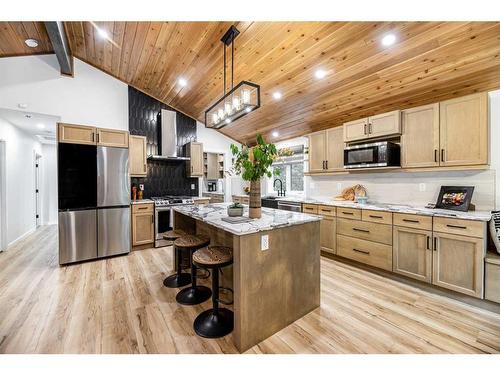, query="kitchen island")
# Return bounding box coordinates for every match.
[173,203,321,352]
